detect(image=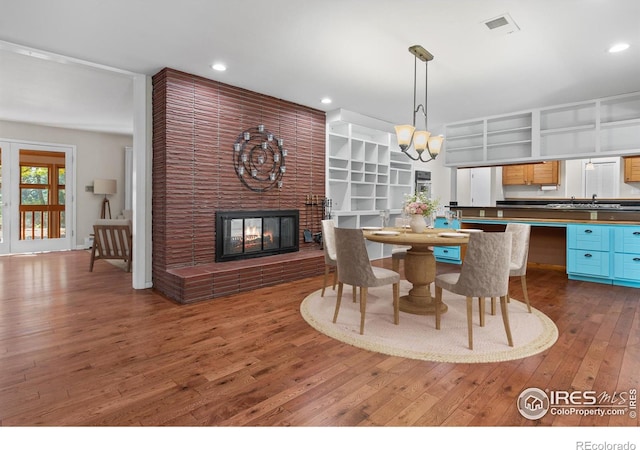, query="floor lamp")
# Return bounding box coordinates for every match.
[94,179,117,219]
